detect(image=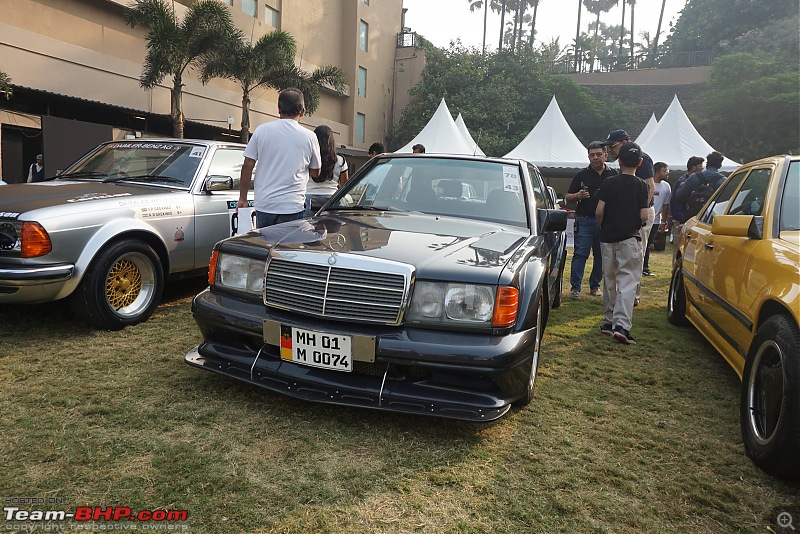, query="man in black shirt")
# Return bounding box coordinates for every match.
[565,141,617,299]
[596,142,649,345]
